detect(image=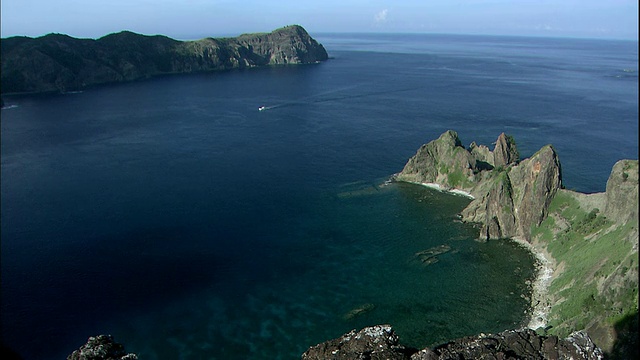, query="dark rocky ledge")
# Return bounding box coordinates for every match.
[301,324,604,360]
[66,326,602,360]
[66,335,137,360]
[0,25,328,94]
